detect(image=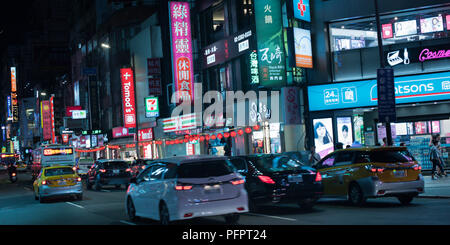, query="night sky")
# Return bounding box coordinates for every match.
[0,1,34,55]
